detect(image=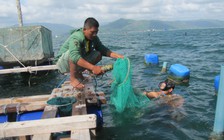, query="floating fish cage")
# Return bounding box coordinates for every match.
[0,26,54,67]
[168,64,190,84]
